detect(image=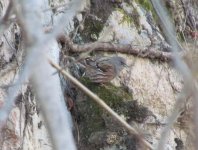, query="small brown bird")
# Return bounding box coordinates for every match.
[83,56,127,83]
